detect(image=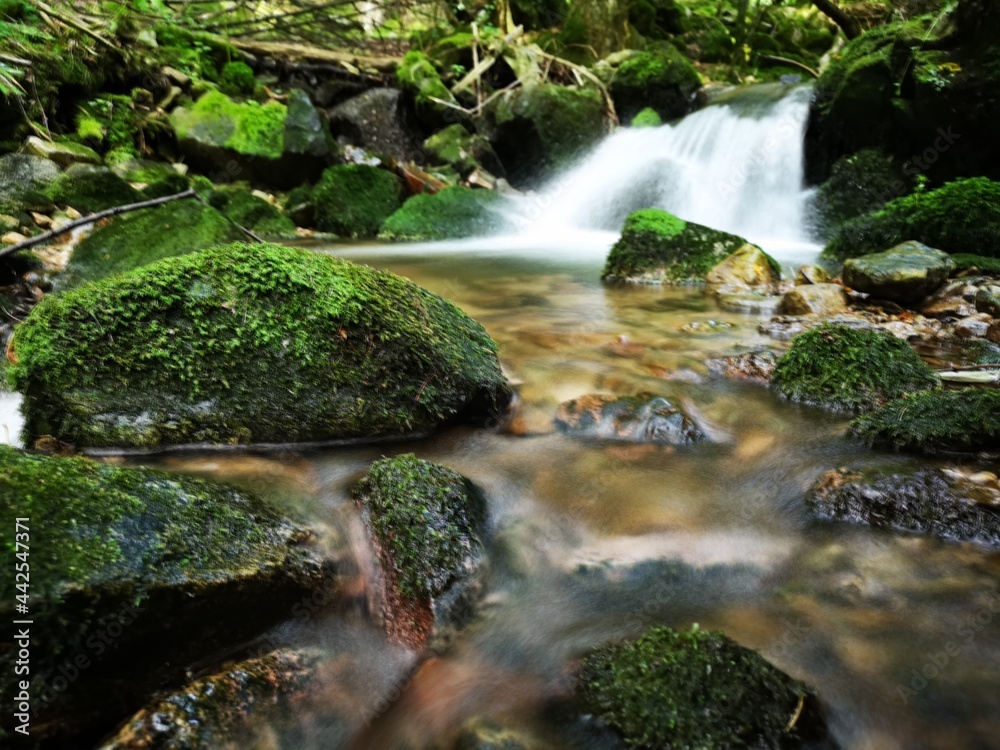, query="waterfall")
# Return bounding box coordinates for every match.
[509,83,821,264]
